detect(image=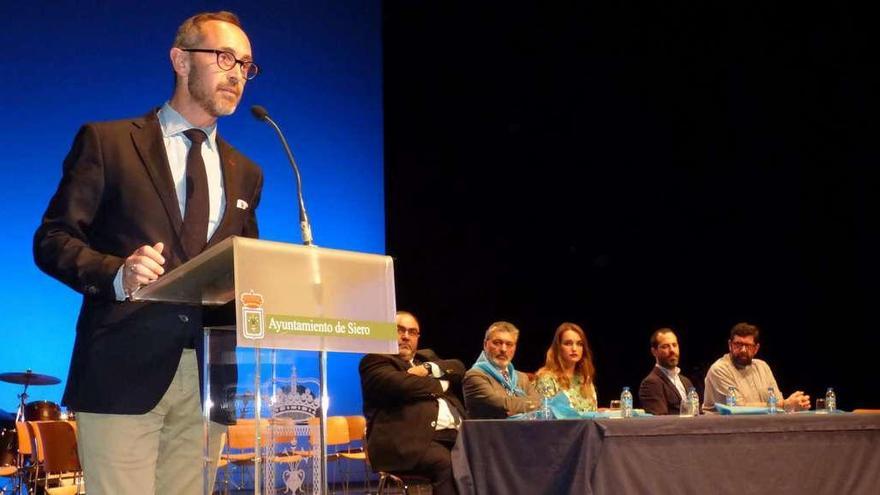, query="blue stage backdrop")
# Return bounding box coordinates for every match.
[0,1,383,417]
